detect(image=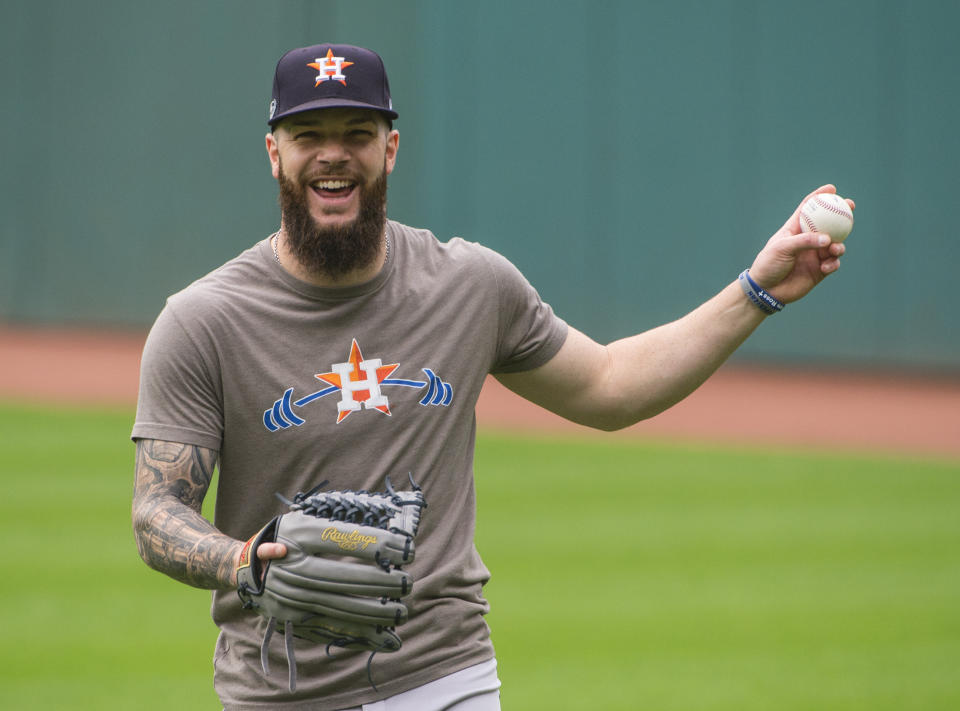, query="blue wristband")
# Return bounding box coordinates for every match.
[738,269,784,314]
